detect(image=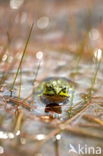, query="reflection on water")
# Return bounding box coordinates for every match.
[45,103,62,114]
